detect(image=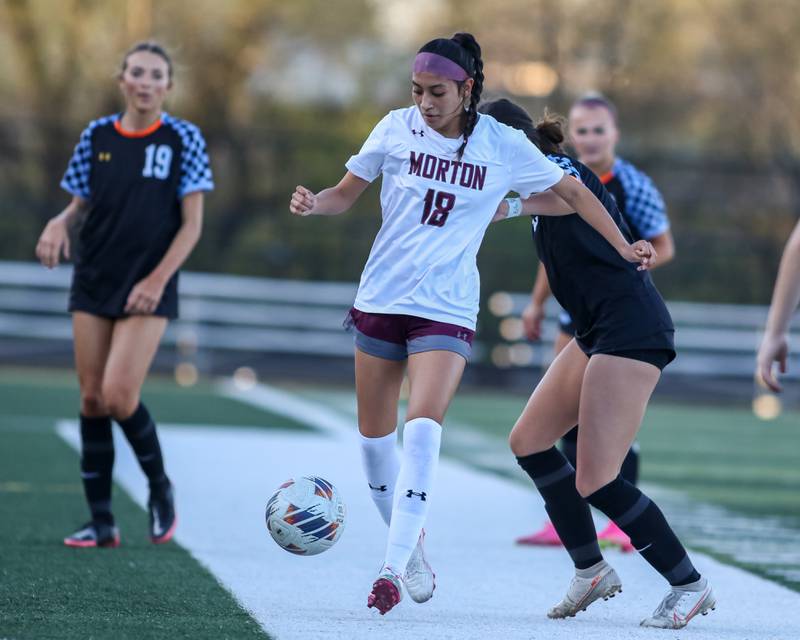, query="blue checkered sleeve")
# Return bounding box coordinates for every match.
[168,118,214,198]
[547,154,582,182]
[615,159,669,239]
[60,126,94,199]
